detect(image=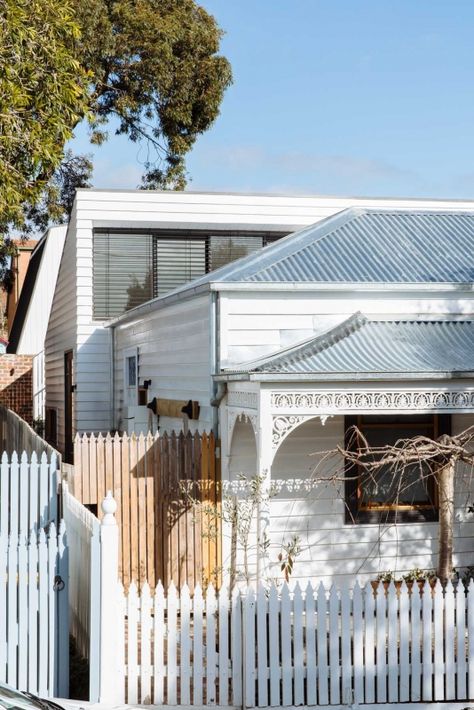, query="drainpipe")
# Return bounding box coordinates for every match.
[110,326,115,431]
[210,291,226,436]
